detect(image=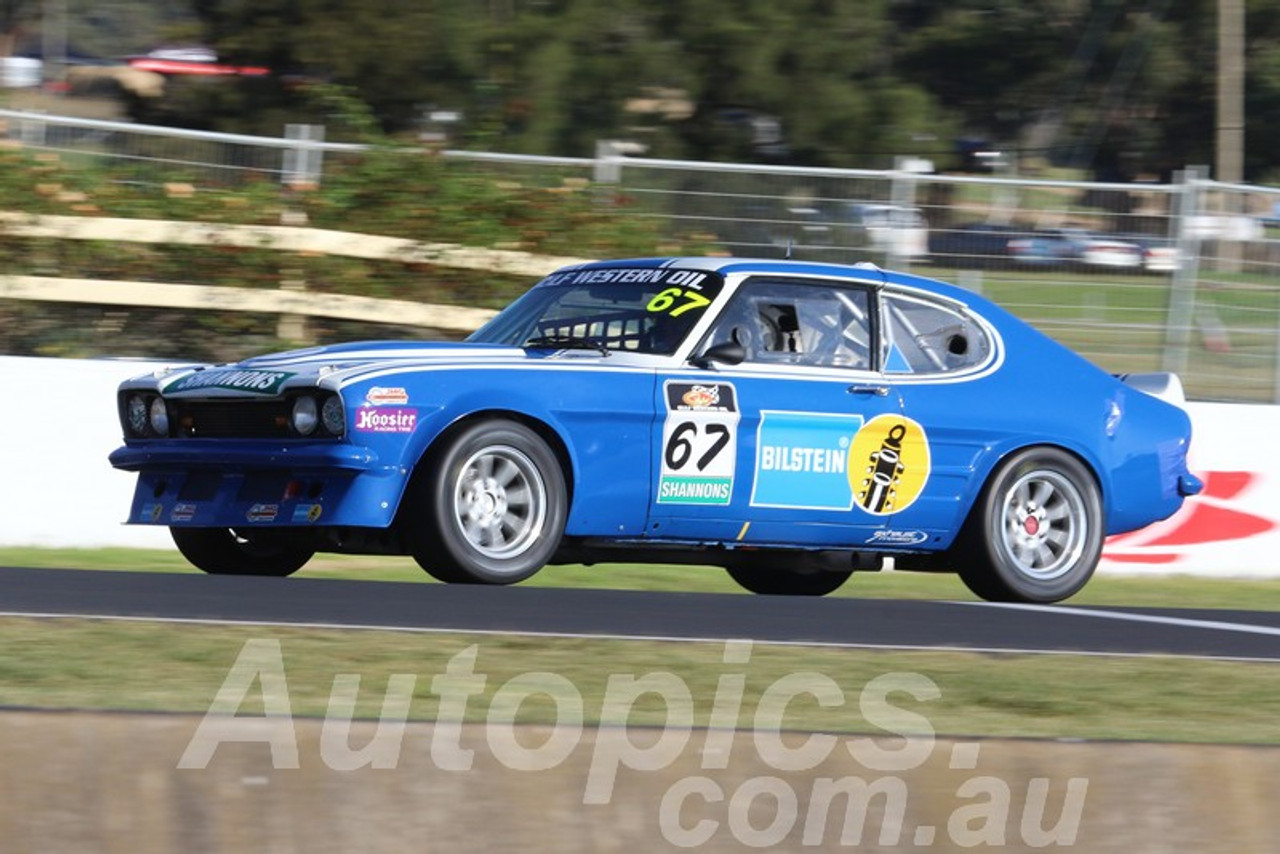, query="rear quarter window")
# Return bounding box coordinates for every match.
[881,292,993,375]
